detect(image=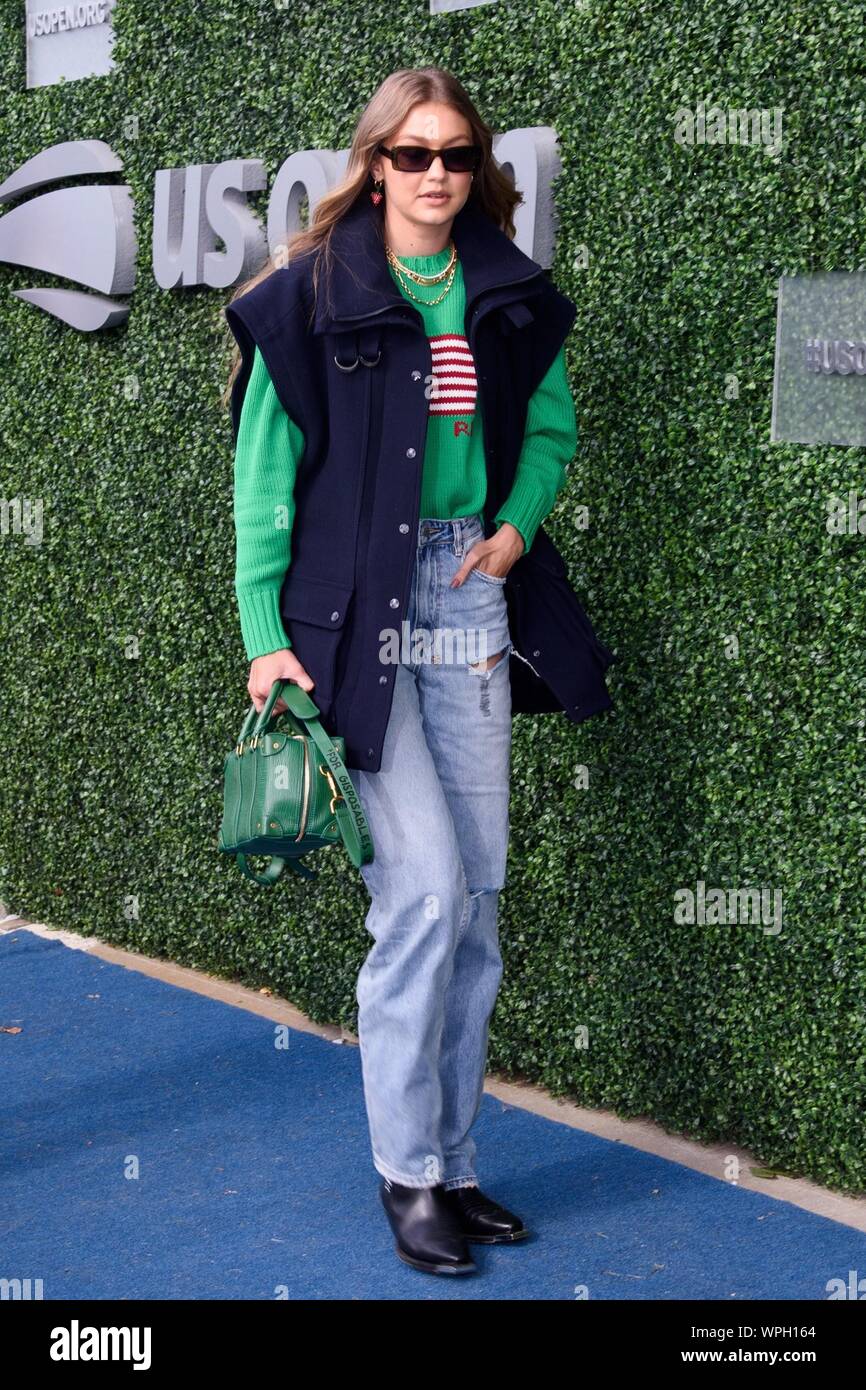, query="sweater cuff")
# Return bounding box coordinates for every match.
[494,487,552,555]
[236,583,292,660]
